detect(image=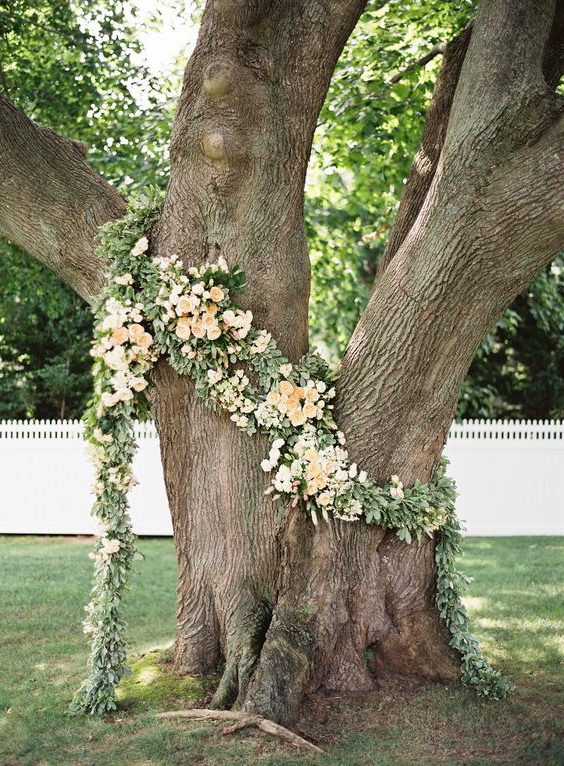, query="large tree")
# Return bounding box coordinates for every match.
[1,0,562,726]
